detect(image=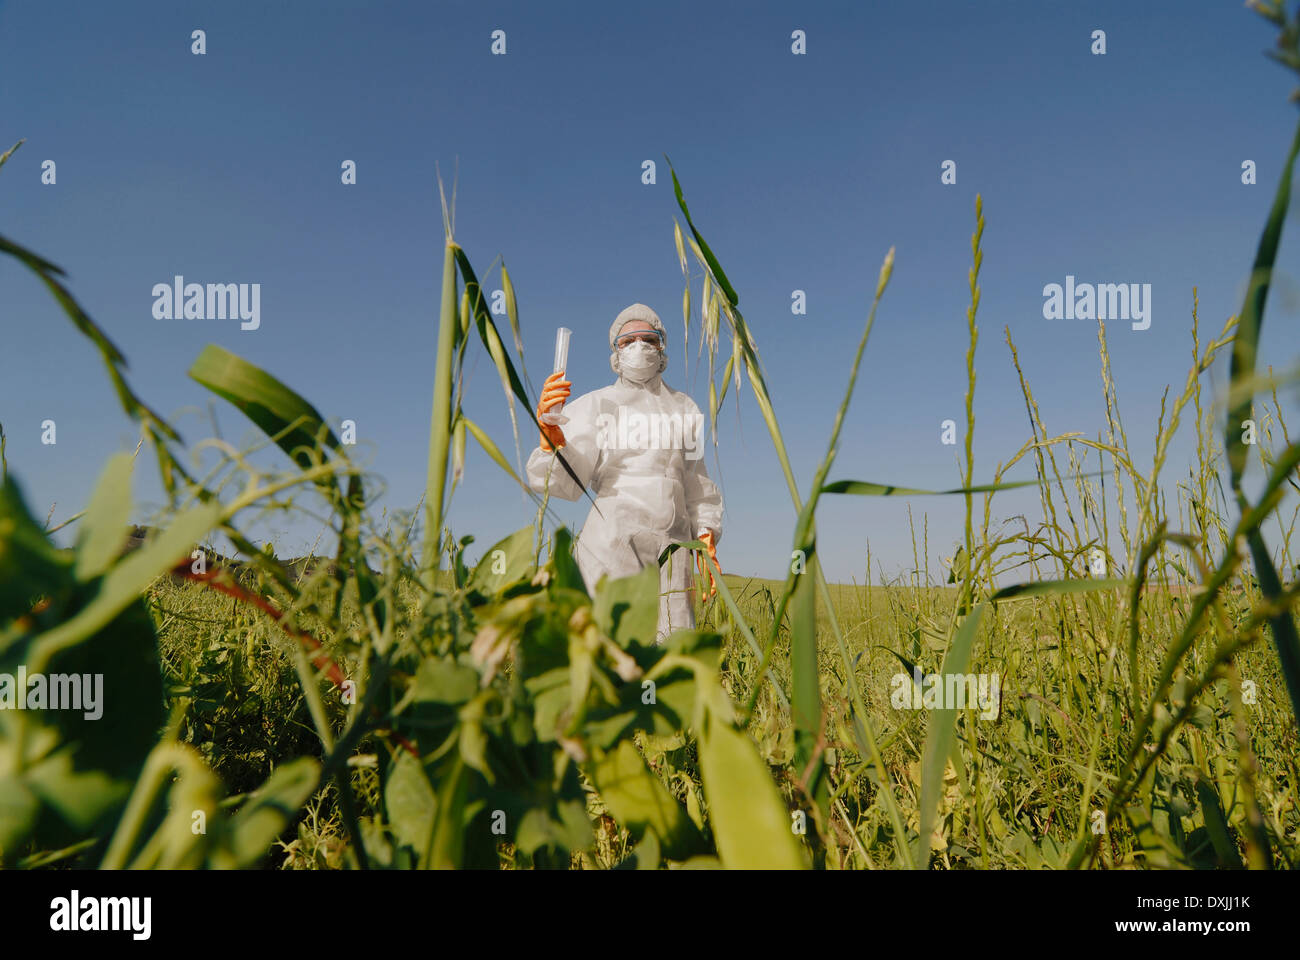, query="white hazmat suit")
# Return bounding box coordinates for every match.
[526,304,723,642]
